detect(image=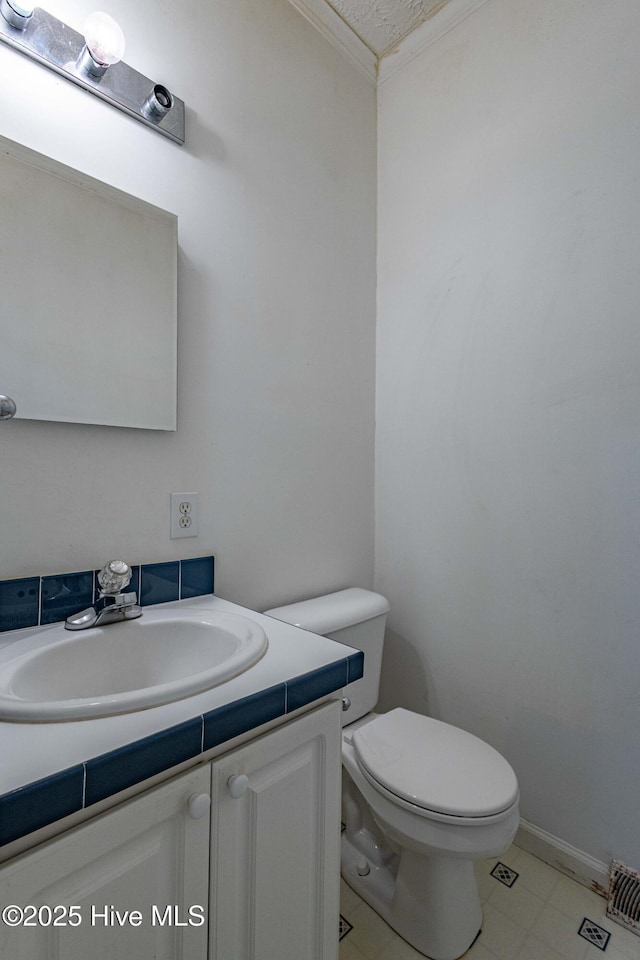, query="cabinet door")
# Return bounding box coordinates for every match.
[210,700,342,960]
[0,764,210,960]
